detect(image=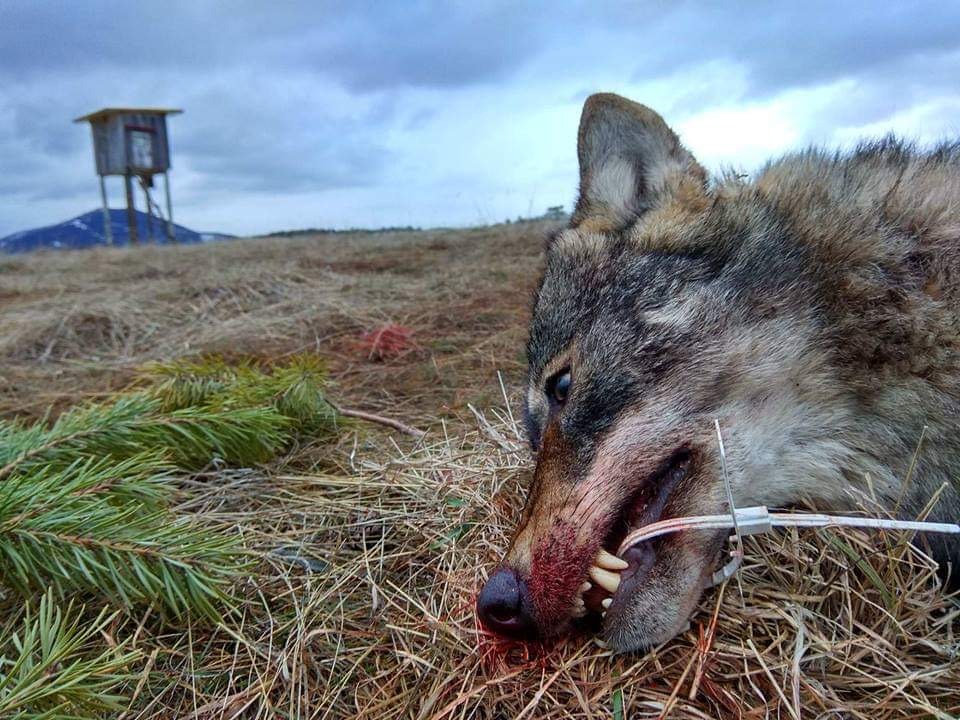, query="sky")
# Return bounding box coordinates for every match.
[2,1,960,238]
